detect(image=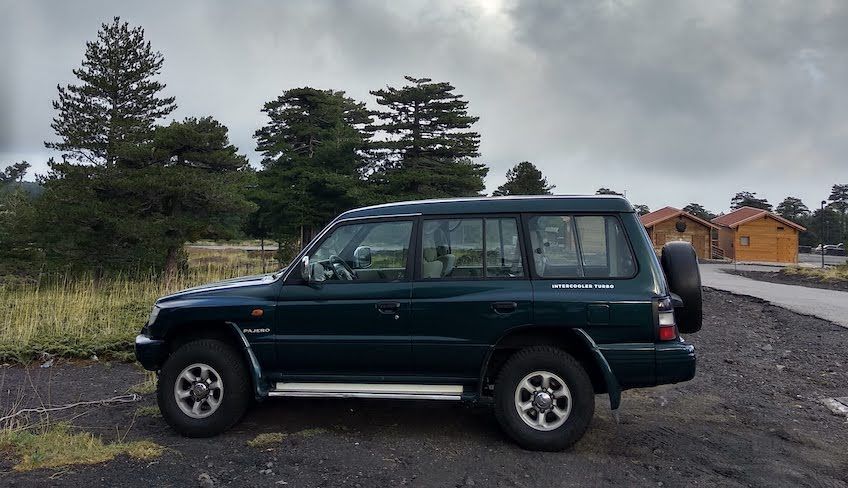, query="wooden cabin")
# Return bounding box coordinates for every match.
[711,207,805,263]
[641,207,718,260]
